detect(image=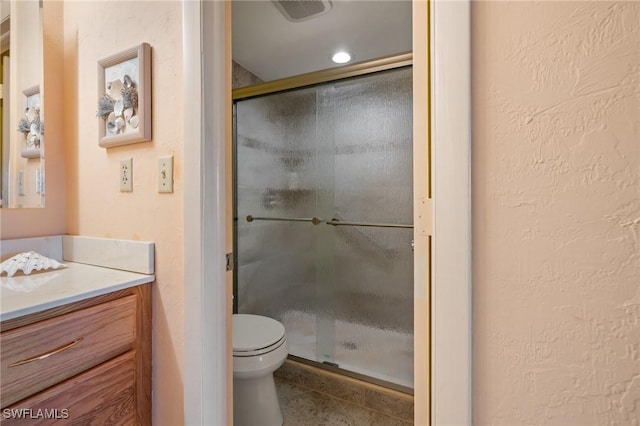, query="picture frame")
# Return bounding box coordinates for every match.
[97,42,151,148]
[19,85,43,159]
